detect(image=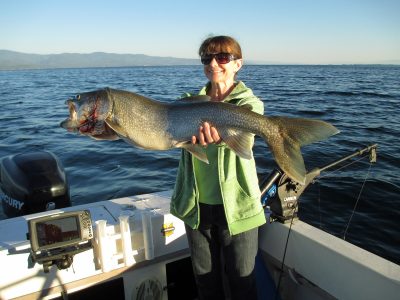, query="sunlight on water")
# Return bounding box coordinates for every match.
[0,65,399,264]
